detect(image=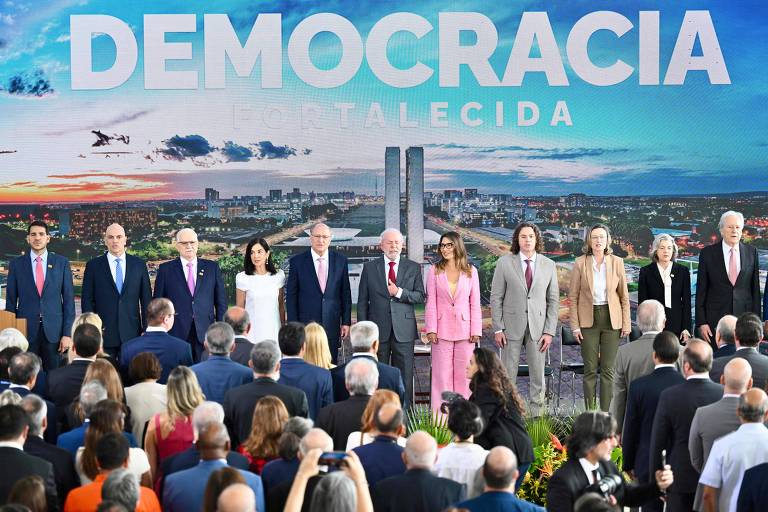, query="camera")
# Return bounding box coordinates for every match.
[318,451,347,467]
[585,474,622,499]
[440,391,463,414]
